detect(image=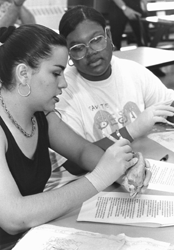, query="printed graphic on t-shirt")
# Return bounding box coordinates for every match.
[93,101,141,139]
